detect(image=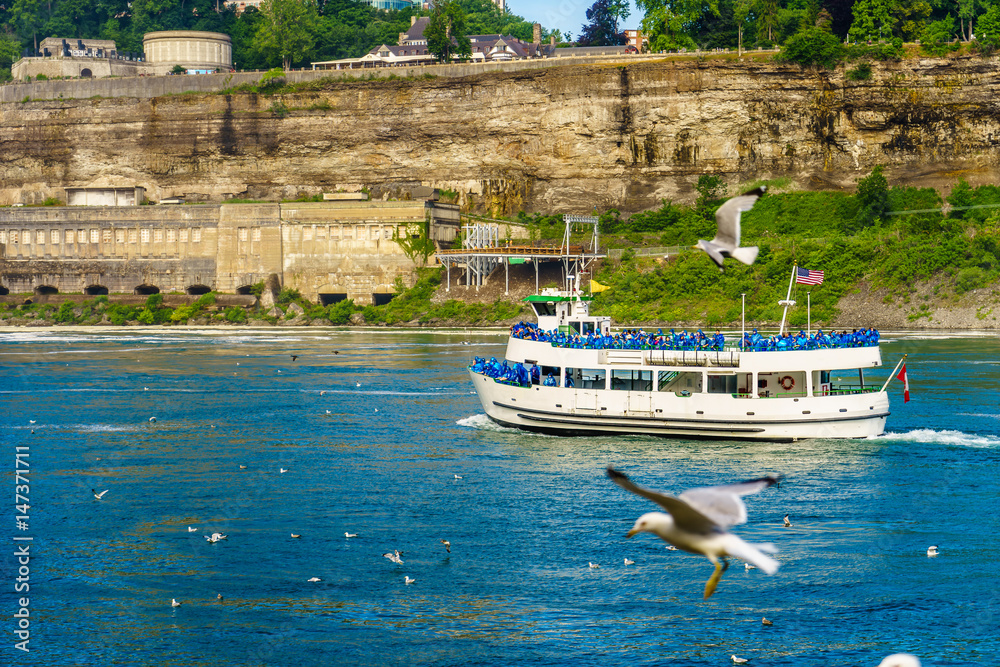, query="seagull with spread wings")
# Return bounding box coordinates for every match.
[695,186,766,271]
[606,466,781,599]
